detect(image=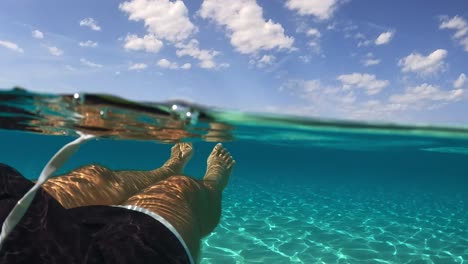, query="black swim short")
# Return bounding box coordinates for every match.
[0,163,192,264]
